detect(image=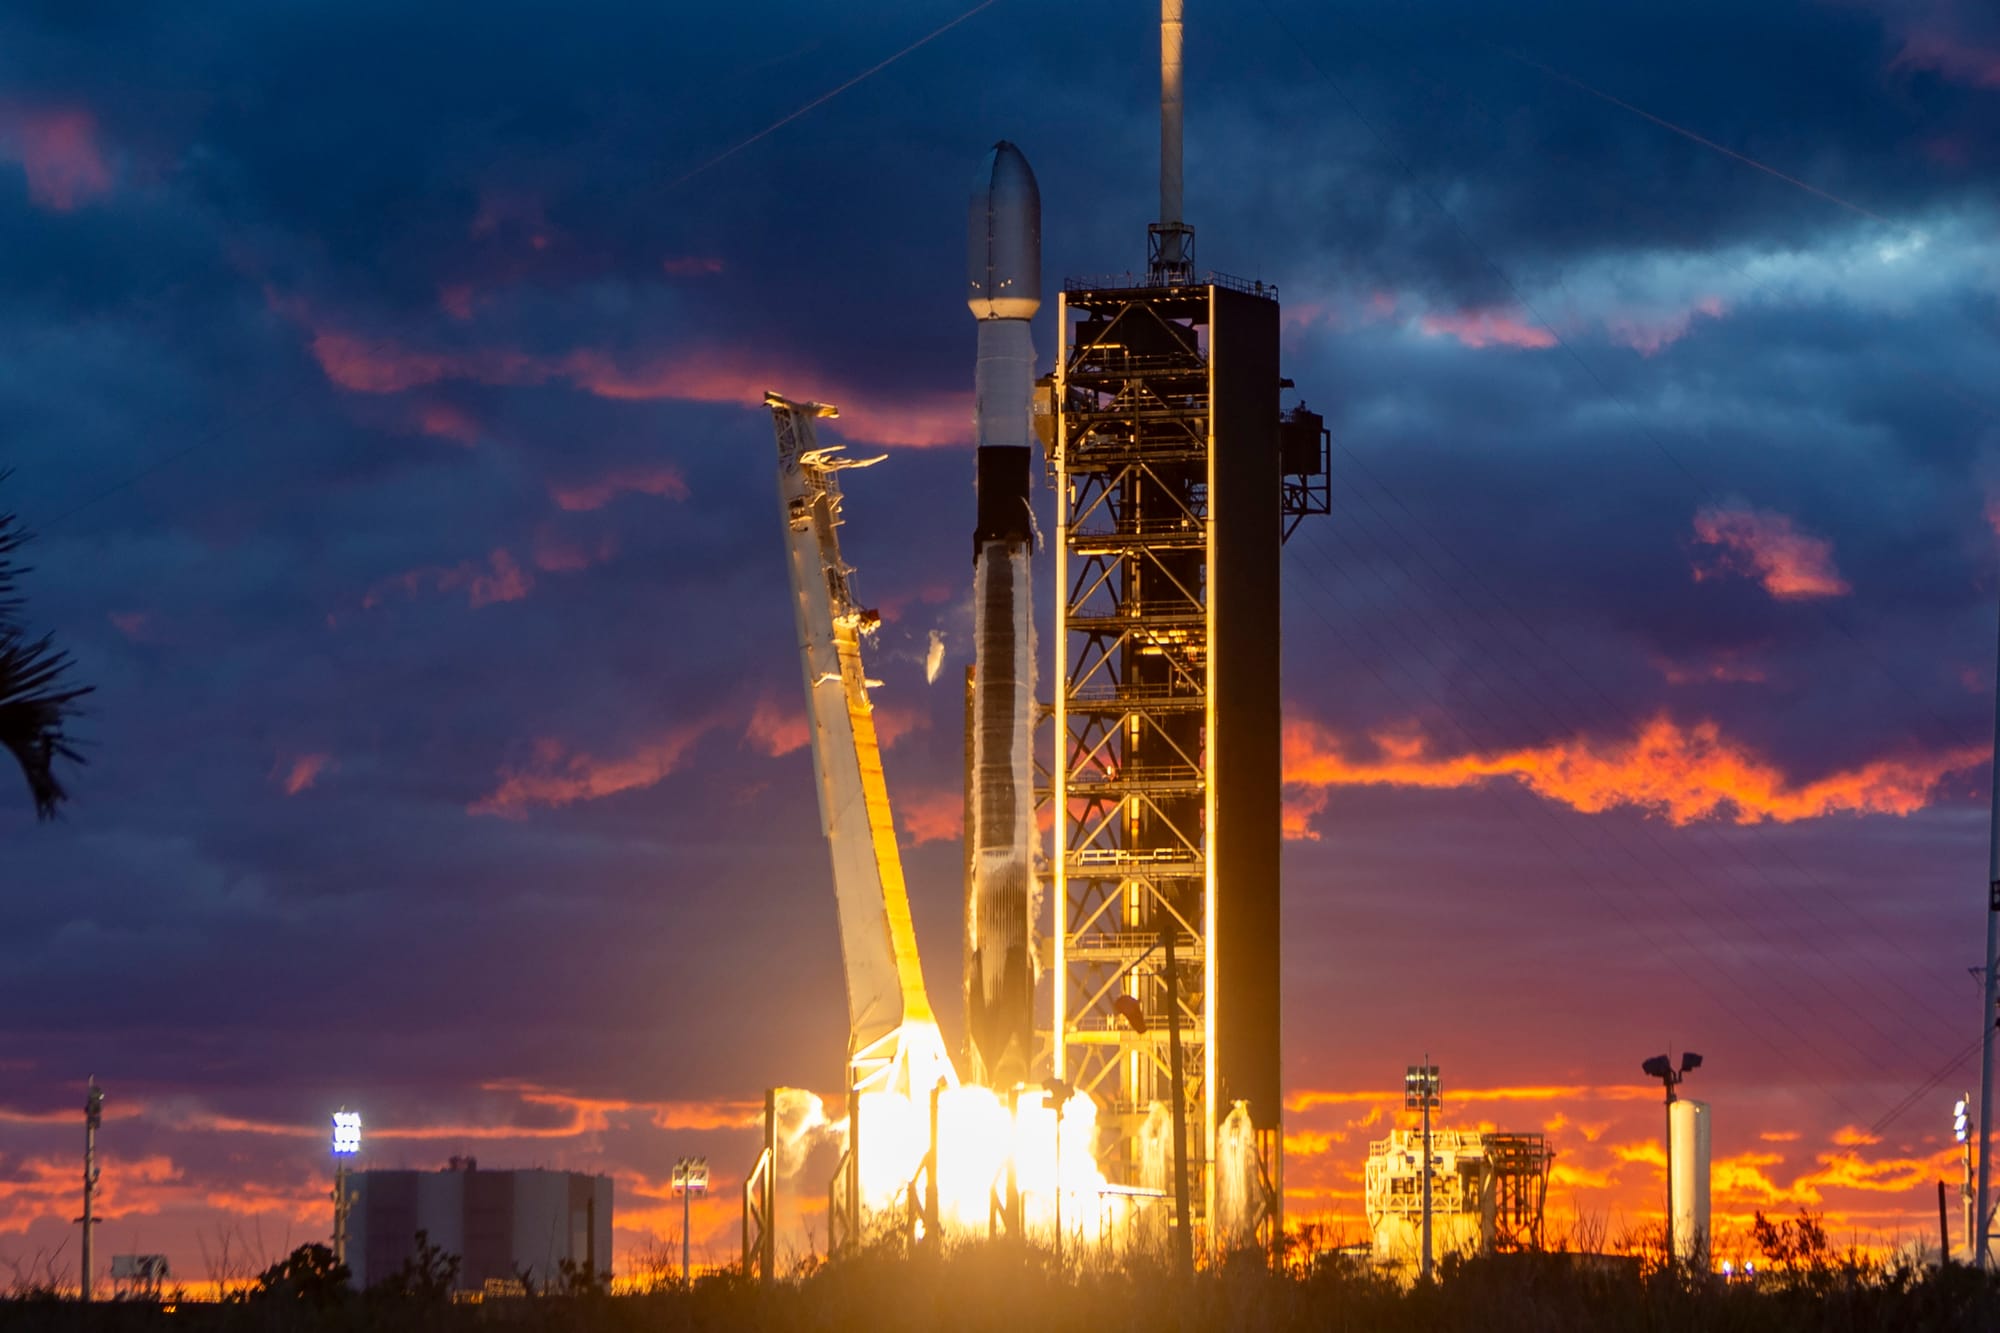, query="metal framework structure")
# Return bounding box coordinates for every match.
[1484,1133,1555,1253]
[741,1090,776,1284]
[1048,267,1320,1258]
[1363,1128,1553,1267]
